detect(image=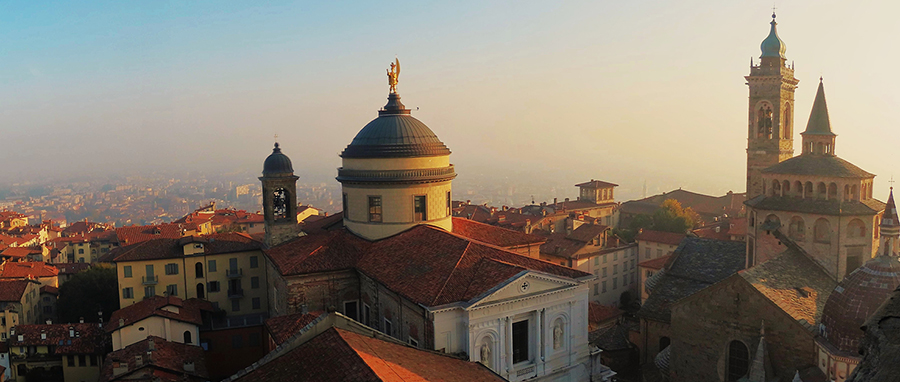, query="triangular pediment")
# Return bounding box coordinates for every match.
[468,272,579,308]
